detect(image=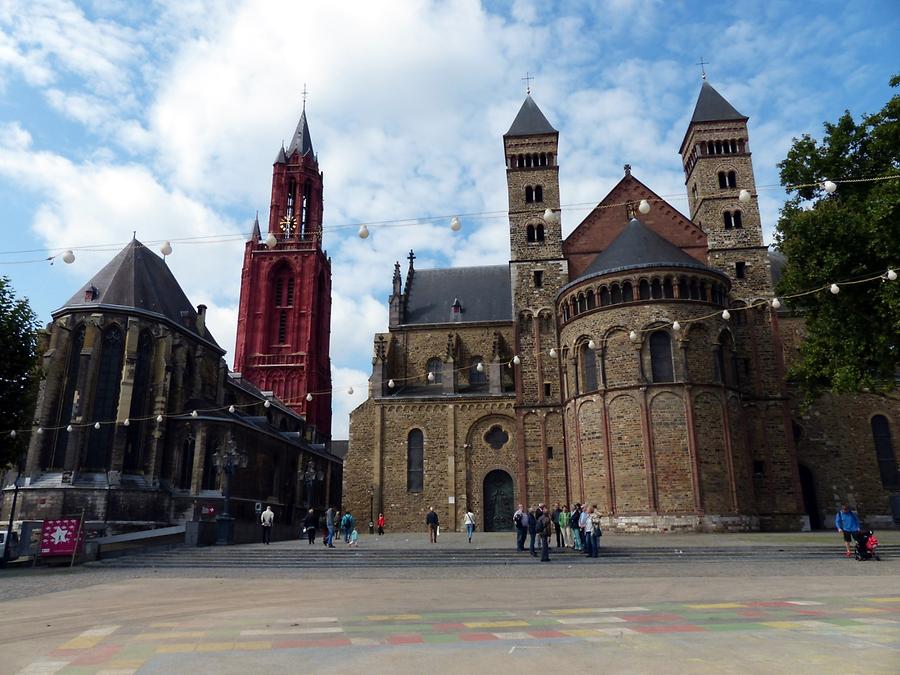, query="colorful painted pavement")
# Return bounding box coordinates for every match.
[17,596,900,674]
